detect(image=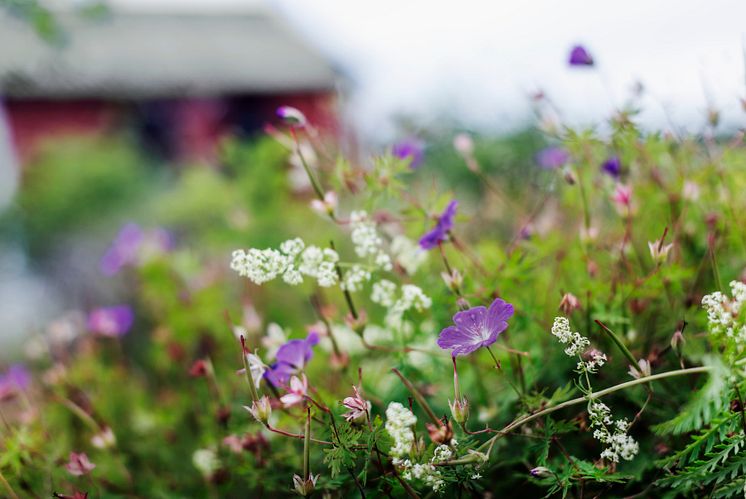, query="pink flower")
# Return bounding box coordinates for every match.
[342,386,369,422]
[612,184,632,208]
[65,452,96,476]
[280,374,308,407]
